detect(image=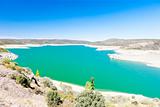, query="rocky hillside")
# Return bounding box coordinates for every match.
[0,39,90,45]
[0,39,160,50]
[92,39,160,50]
